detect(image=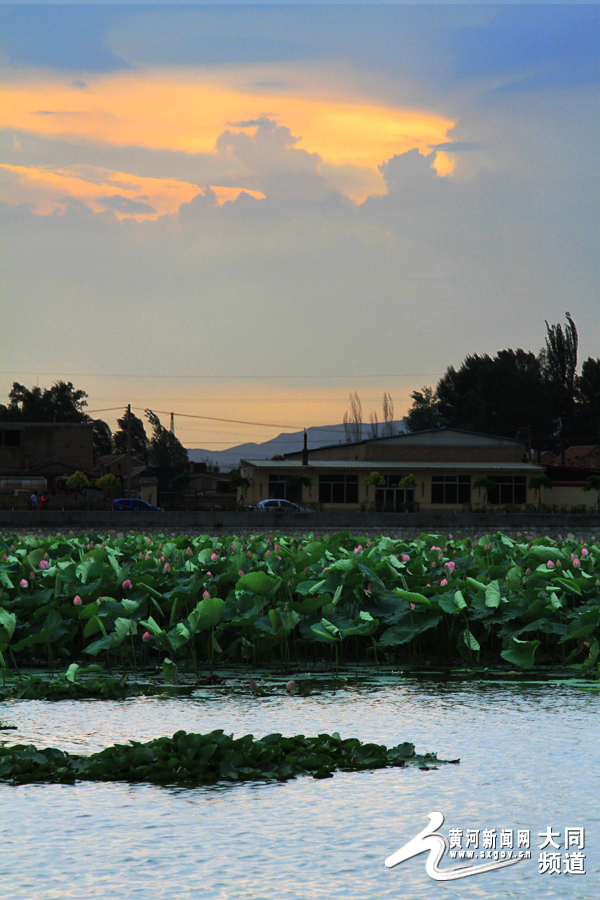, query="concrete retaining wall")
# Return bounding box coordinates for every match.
[1,509,600,538]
